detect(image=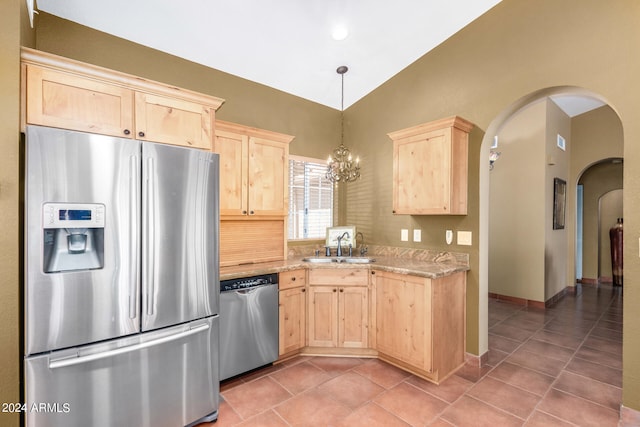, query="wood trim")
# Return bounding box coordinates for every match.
[387,115,474,140]
[216,120,294,144]
[300,347,378,358]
